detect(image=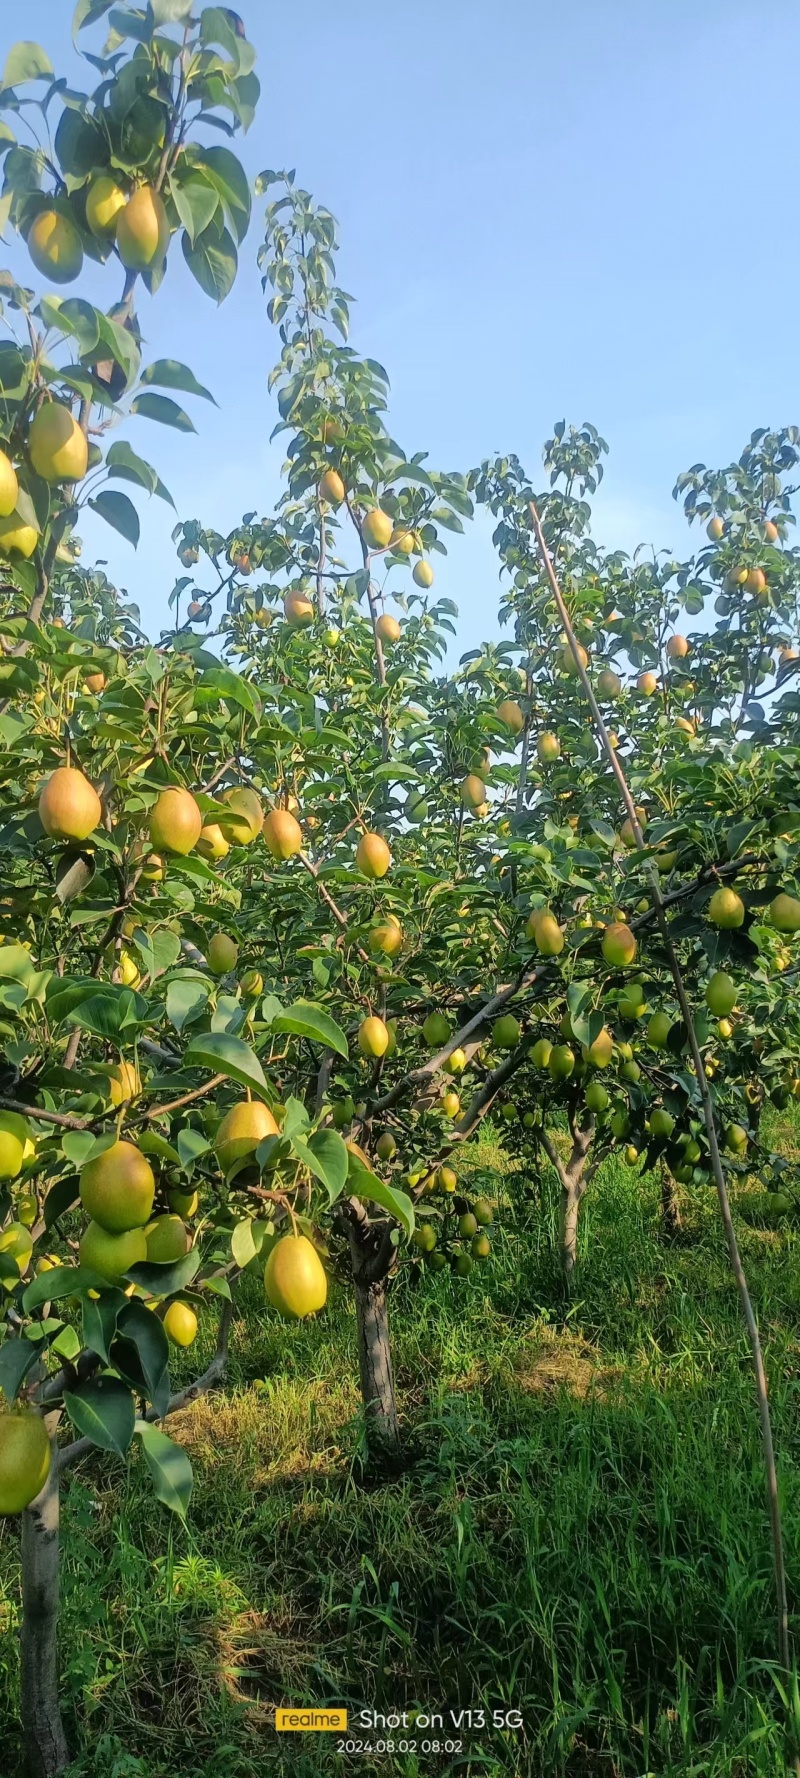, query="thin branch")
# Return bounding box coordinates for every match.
[297,850,371,965]
[371,960,546,1117]
[143,1073,226,1122]
[0,1096,86,1130]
